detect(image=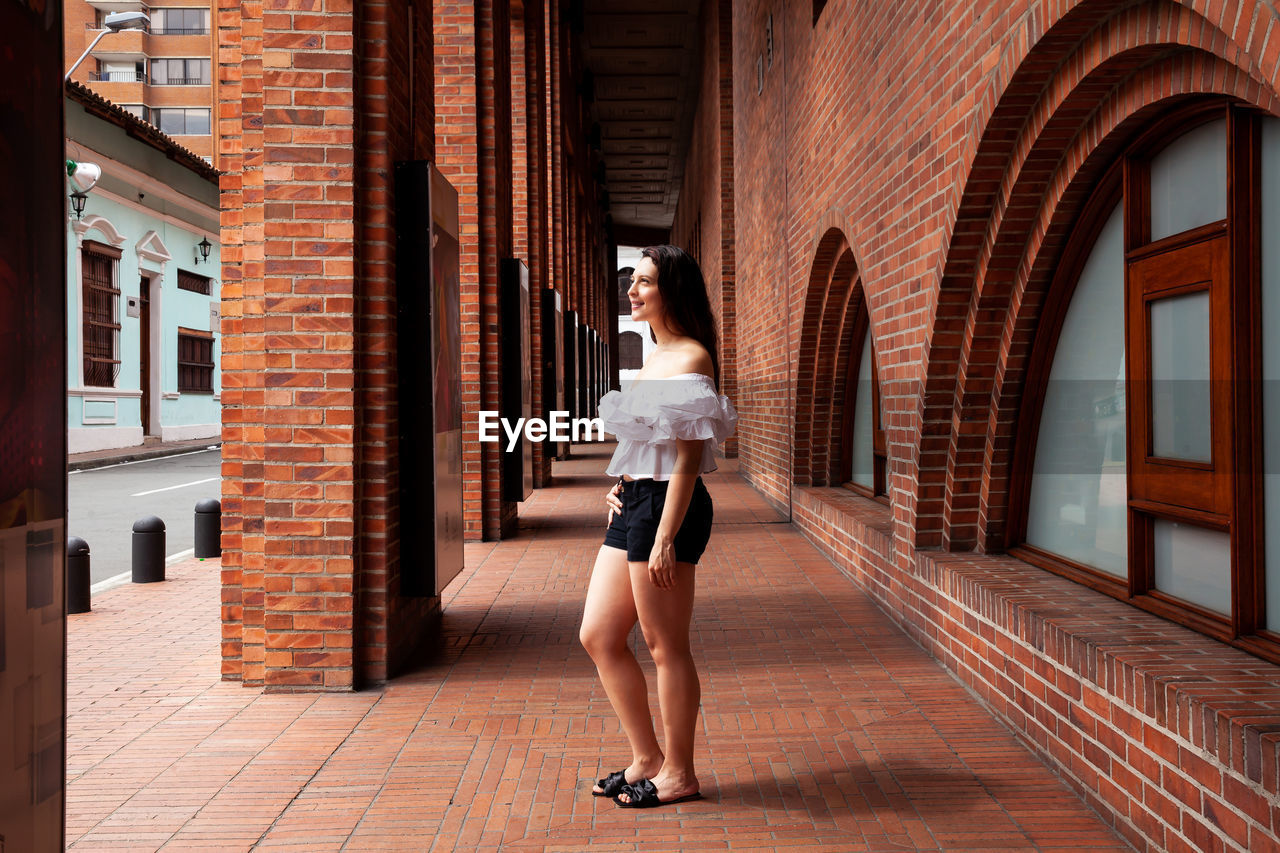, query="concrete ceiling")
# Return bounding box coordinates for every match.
[579,0,703,232]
